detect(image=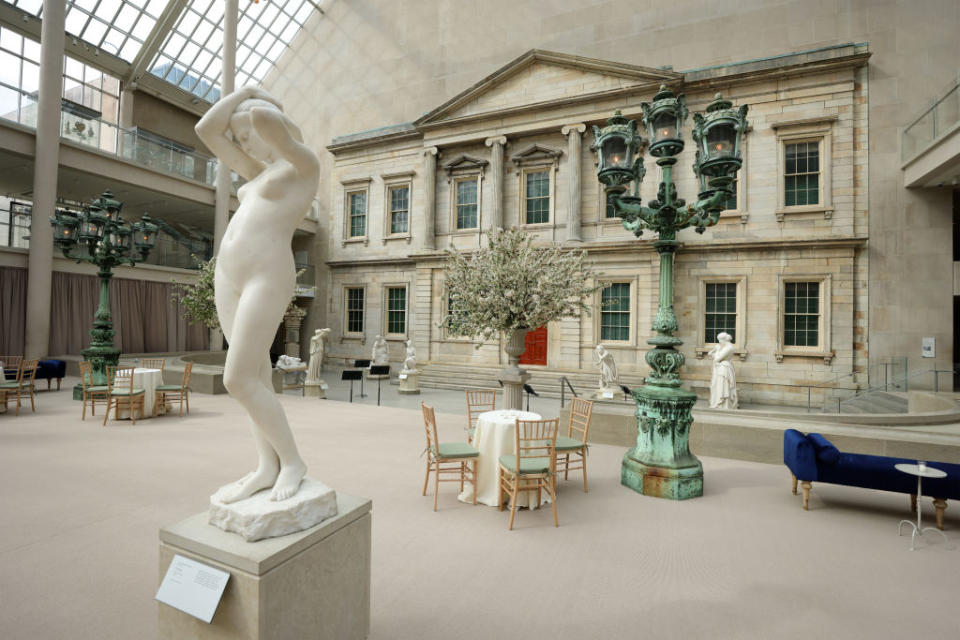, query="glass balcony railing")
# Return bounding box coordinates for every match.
[0,83,216,185]
[902,80,960,162]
